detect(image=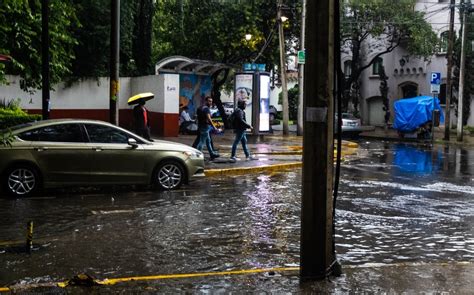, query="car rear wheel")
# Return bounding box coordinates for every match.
[4,165,40,197]
[153,161,185,190]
